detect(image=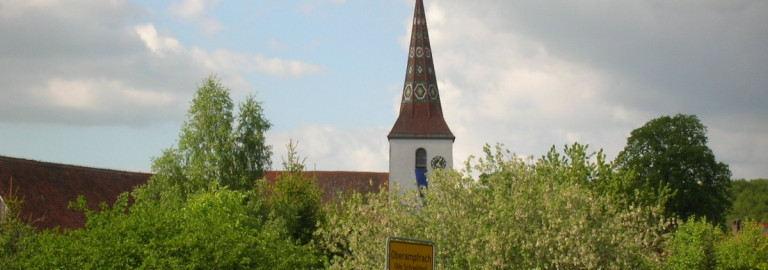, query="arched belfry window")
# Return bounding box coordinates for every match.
[415,148,427,169]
